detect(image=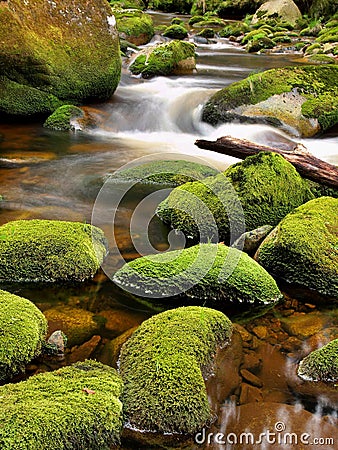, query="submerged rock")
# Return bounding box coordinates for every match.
[0,361,123,449]
[113,243,282,304]
[202,66,338,137]
[112,159,218,186]
[0,290,47,381]
[252,0,301,26]
[119,306,232,434]
[298,339,338,382]
[157,152,312,242]
[0,0,121,118]
[0,219,107,282]
[129,40,196,78]
[231,225,273,255]
[255,197,338,298]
